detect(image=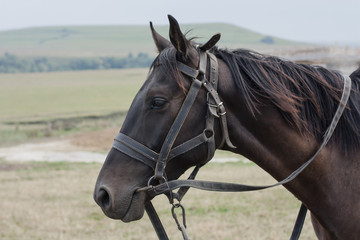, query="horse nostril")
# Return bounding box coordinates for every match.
[96,188,111,210]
